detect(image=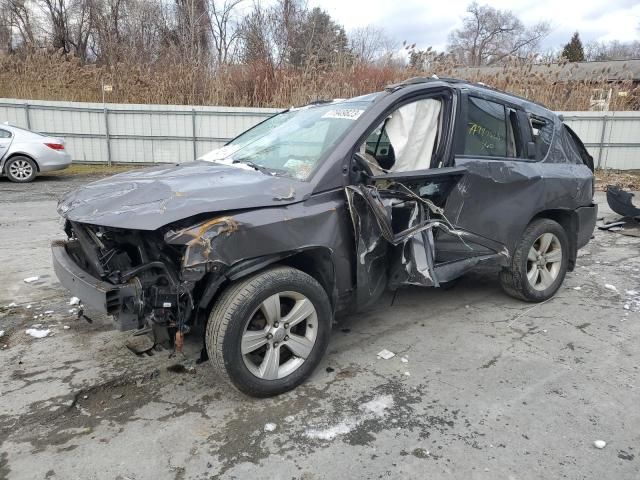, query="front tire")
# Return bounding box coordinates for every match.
[500,218,569,302]
[205,266,332,397]
[5,156,37,183]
